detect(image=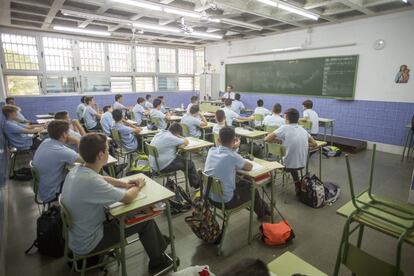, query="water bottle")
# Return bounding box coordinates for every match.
[181,103,184,110]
